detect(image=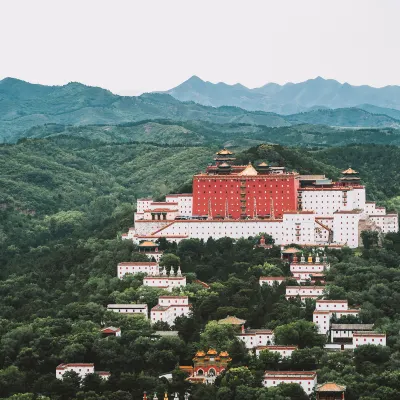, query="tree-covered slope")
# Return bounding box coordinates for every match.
[1,137,400,399]
[286,108,400,128]
[0,78,289,143]
[19,120,400,148]
[0,137,213,215]
[4,77,400,144]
